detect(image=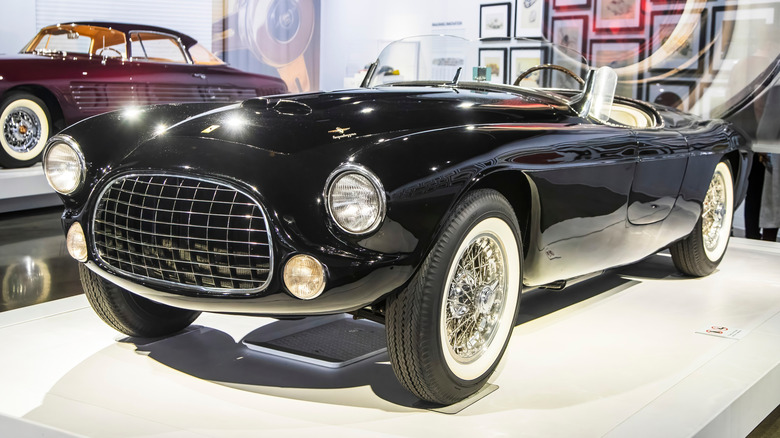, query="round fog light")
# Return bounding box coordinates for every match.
[67,222,88,262]
[283,254,326,300]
